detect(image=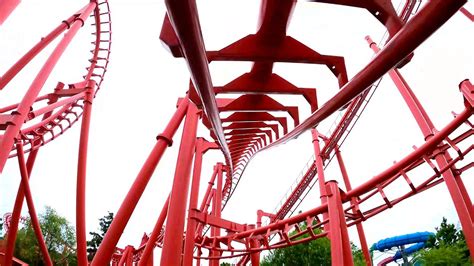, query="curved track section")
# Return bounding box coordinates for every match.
[2,1,473,265]
[0,1,111,164]
[0,1,111,265]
